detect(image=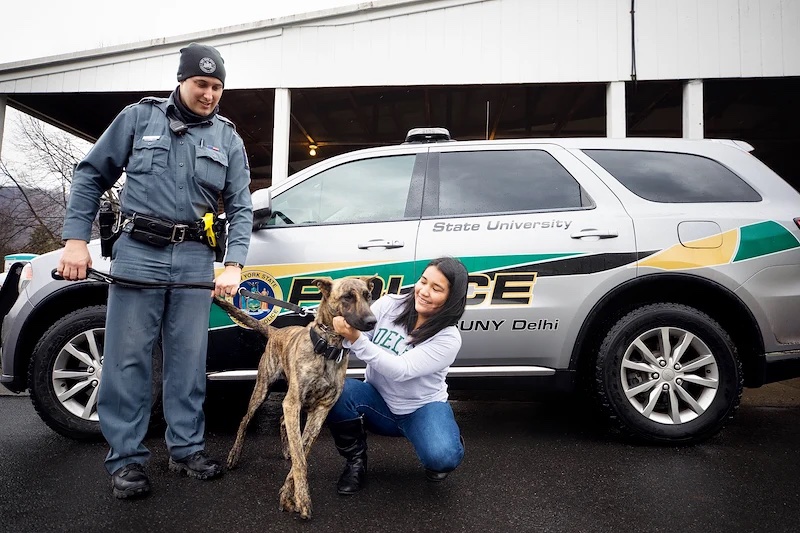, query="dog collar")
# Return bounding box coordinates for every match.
[309,326,347,363]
